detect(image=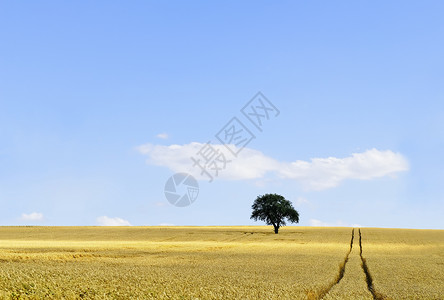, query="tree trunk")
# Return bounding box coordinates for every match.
[274,225,279,234]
